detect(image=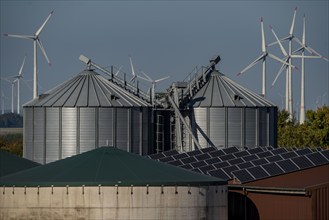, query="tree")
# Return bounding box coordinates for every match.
[0,113,23,128]
[277,106,329,149]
